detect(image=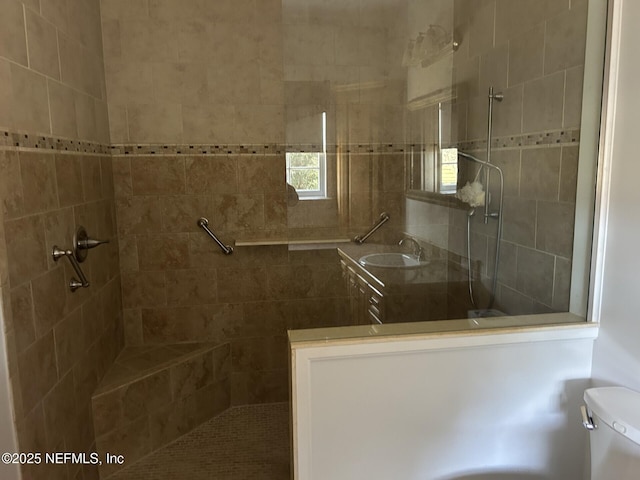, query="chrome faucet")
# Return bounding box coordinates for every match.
[398,237,424,261]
